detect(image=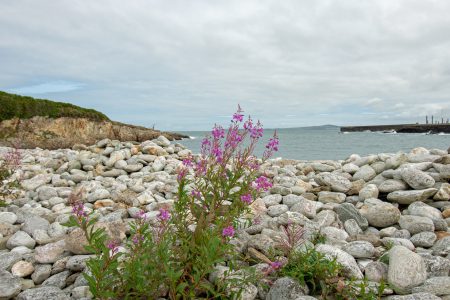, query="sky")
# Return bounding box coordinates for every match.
[1,1,450,131]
